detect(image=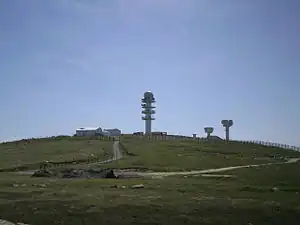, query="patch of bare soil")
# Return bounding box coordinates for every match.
[31,168,117,179]
[31,167,146,179]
